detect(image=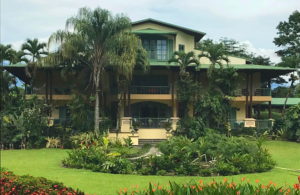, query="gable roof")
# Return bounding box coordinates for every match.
[132,18,206,42]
